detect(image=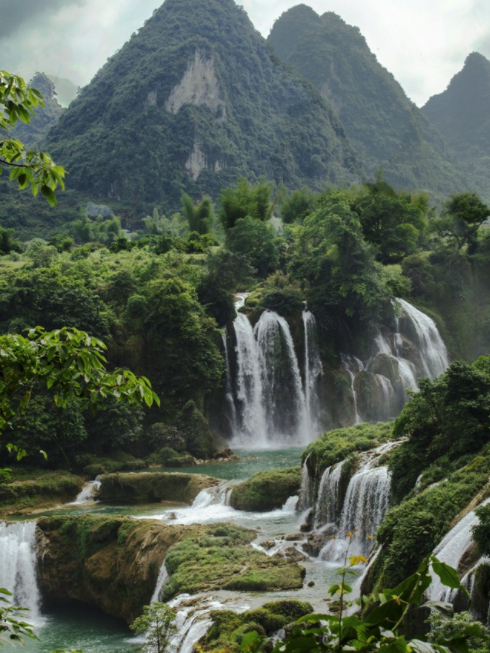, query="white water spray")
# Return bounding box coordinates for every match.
[0,521,43,625]
[303,310,323,436]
